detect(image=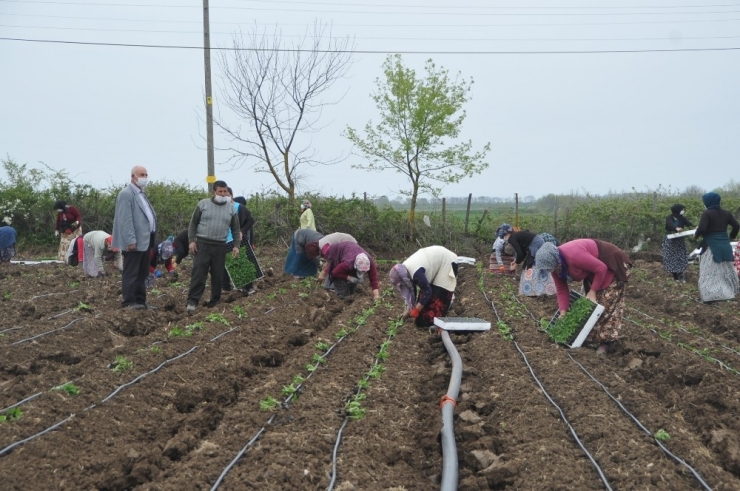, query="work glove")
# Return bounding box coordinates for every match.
[498,265,505,273]
[154,270,163,278]
[347,276,359,284]
[71,221,79,229]
[410,308,420,318]
[54,230,60,237]
[64,229,72,234]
